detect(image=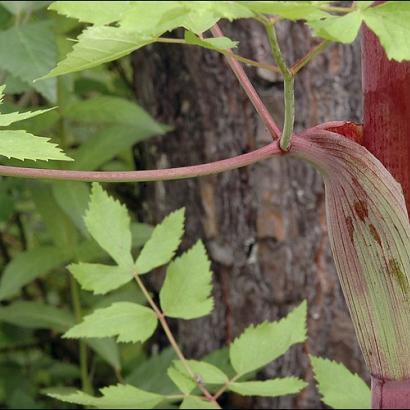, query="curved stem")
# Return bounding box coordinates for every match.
[133,273,219,407]
[265,22,295,151]
[0,142,281,182]
[210,24,281,140]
